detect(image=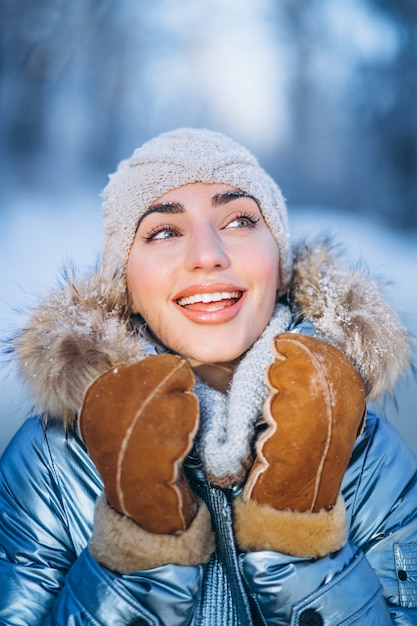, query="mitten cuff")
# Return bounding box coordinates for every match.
[90,494,215,573]
[233,493,348,558]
